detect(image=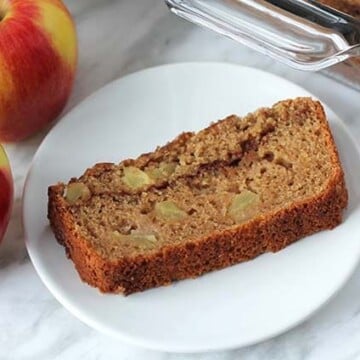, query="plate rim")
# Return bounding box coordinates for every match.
[22,62,360,353]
